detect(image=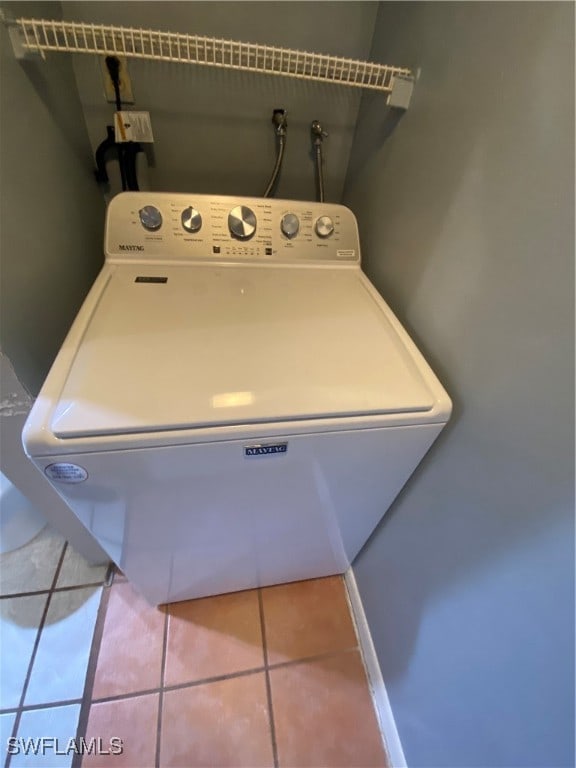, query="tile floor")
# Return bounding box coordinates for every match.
[0,526,108,768]
[1,527,389,768]
[81,573,388,768]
